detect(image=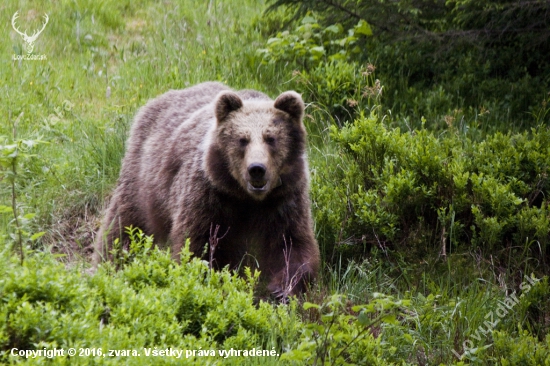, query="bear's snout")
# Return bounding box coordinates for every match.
[248,163,266,180]
[247,162,268,192]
